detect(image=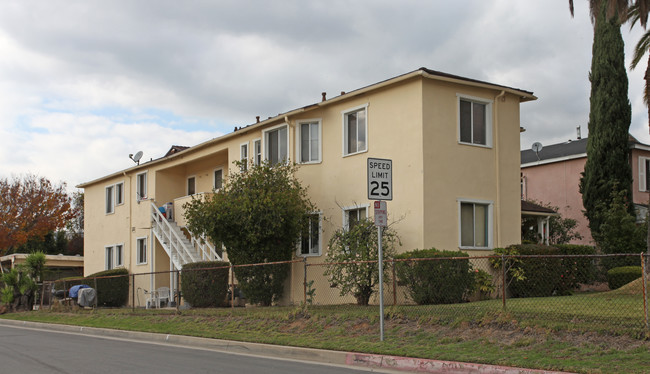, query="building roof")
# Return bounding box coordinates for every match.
[521,138,588,165]
[78,68,536,188]
[164,145,190,157]
[521,200,557,215]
